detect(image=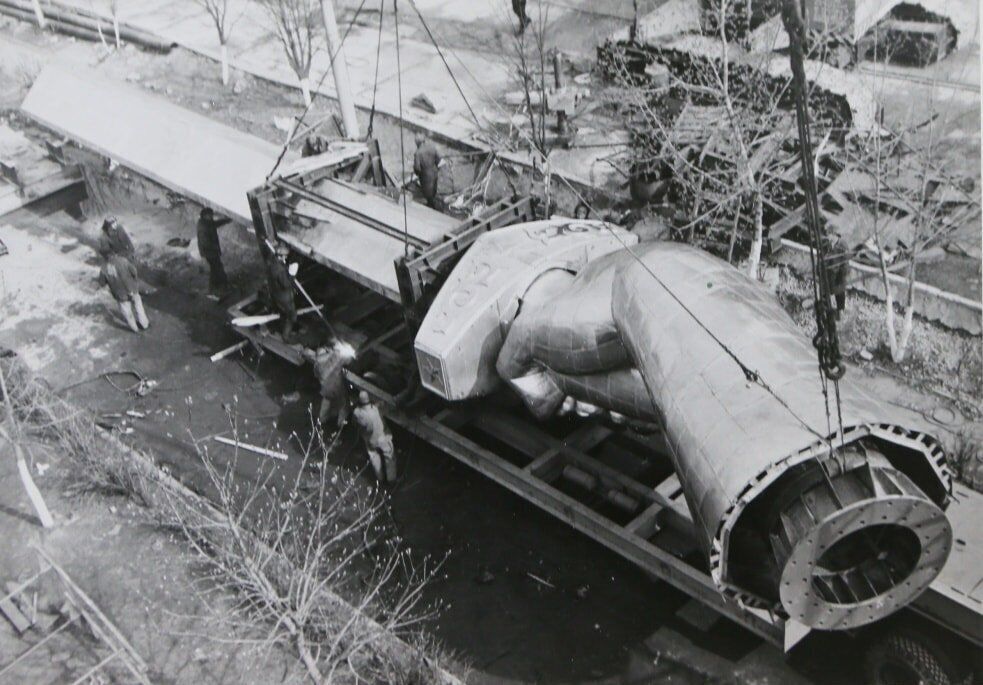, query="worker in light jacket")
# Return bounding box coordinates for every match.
[352,390,396,484]
[99,253,149,332]
[413,131,441,209]
[302,340,357,433]
[196,207,232,297]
